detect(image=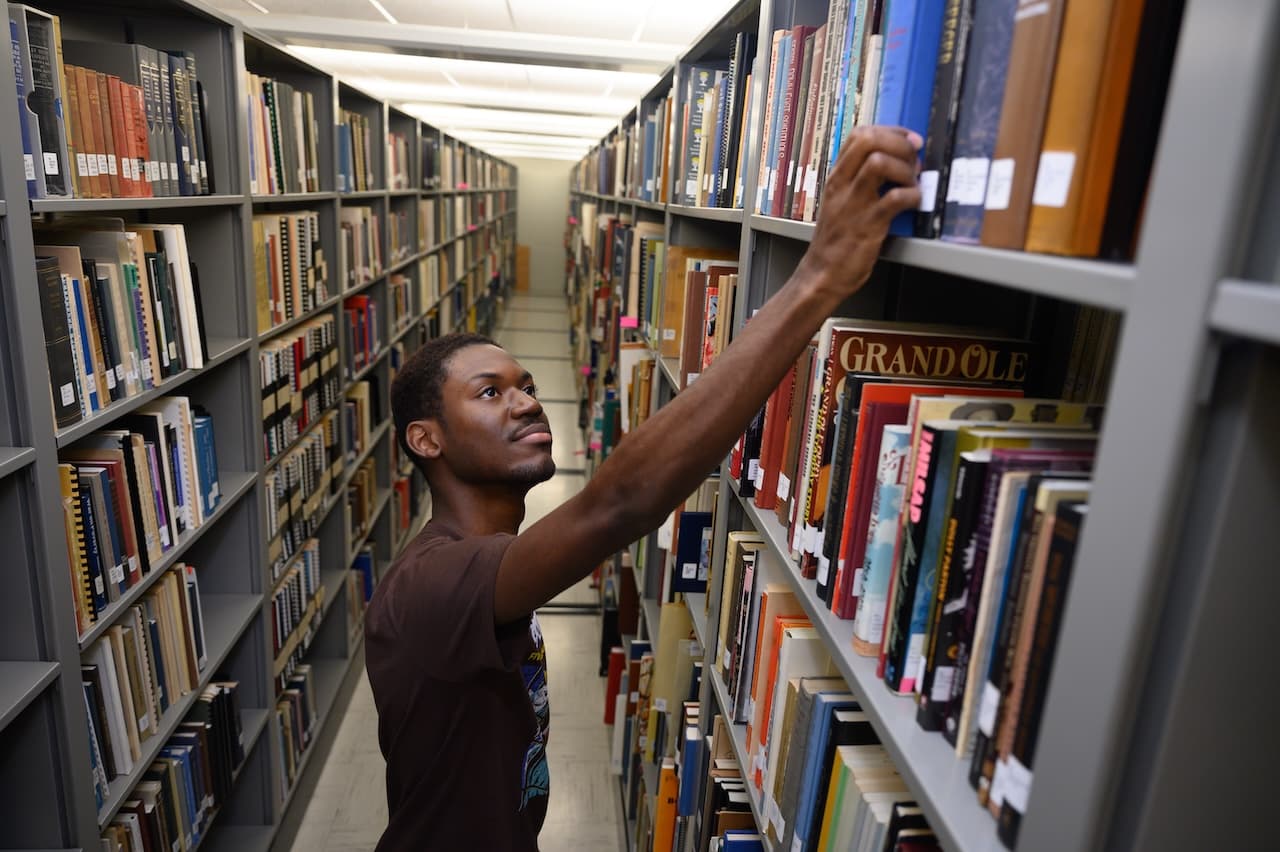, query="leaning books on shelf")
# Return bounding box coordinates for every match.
[343,293,382,377]
[260,315,340,463]
[751,0,1180,258]
[339,205,383,289]
[252,210,329,335]
[388,130,411,190]
[34,223,210,429]
[245,70,320,196]
[389,206,413,266]
[389,272,416,335]
[275,663,318,801]
[724,354,1104,845]
[271,539,322,662]
[337,107,373,192]
[92,679,245,850]
[80,562,209,794]
[9,2,215,199]
[58,401,221,635]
